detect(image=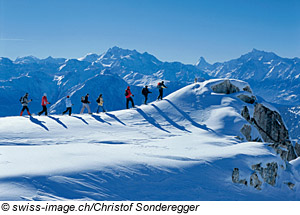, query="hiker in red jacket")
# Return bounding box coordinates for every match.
[38,93,50,116]
[157,81,167,100]
[125,86,135,109]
